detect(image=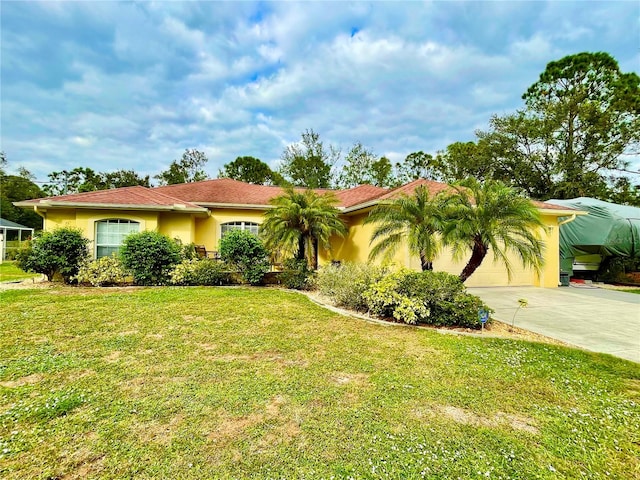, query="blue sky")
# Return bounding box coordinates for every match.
[1,1,638,185]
